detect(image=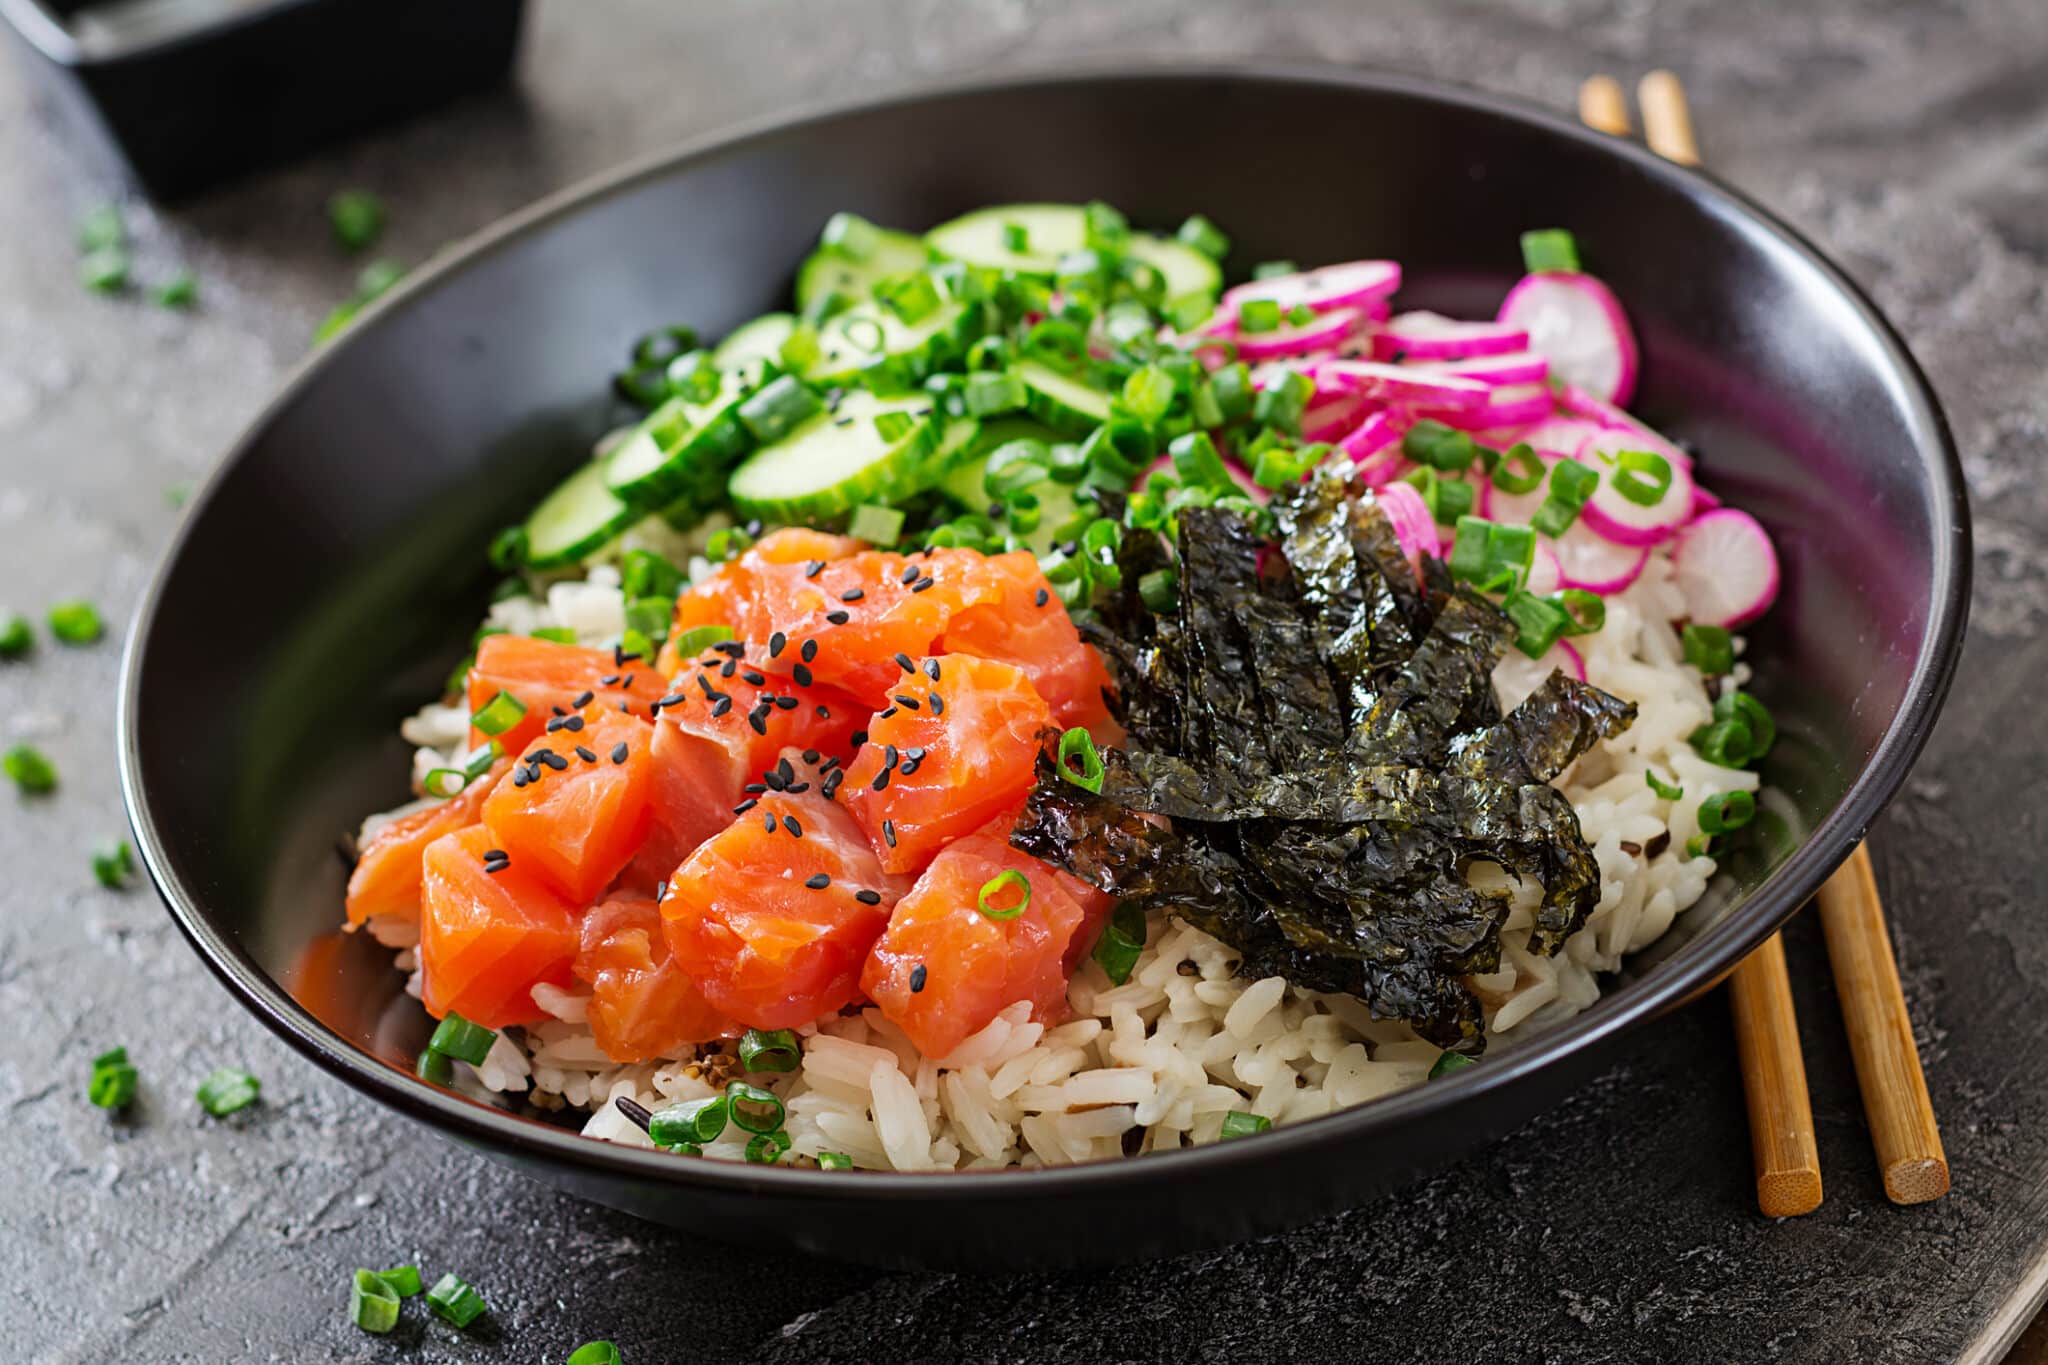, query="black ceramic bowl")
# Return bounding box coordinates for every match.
[120,66,1969,1268]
